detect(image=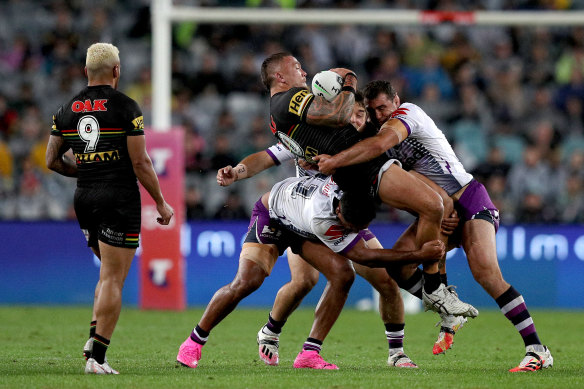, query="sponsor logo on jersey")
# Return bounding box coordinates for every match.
[132,115,144,130]
[277,132,304,158]
[323,225,348,242]
[288,89,311,116]
[390,107,409,118]
[321,179,336,197]
[303,146,319,164]
[71,99,108,113]
[75,149,120,164]
[260,224,282,238]
[270,116,277,134]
